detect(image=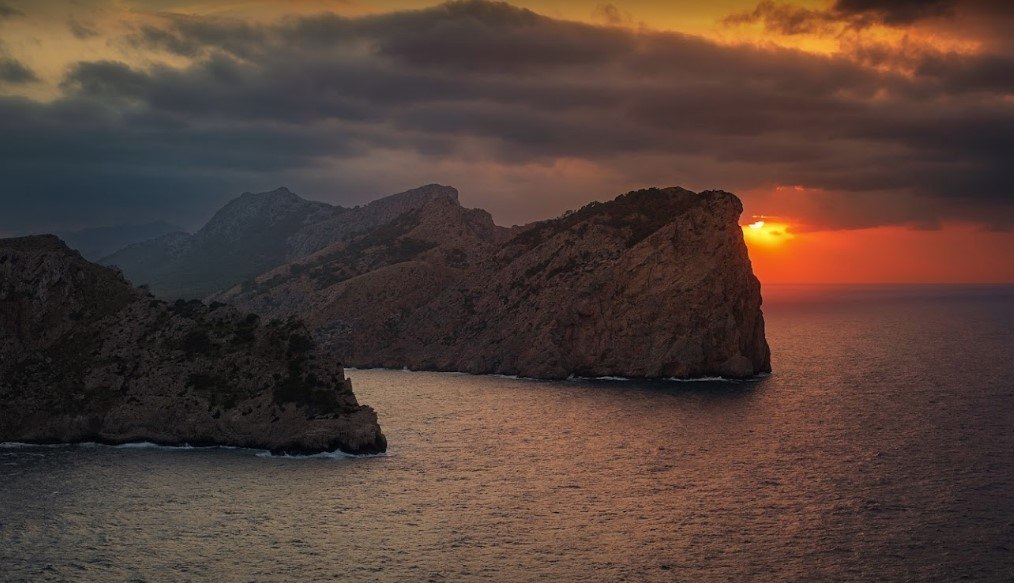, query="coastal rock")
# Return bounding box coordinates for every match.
[391,188,770,379]
[219,187,771,379]
[0,236,386,455]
